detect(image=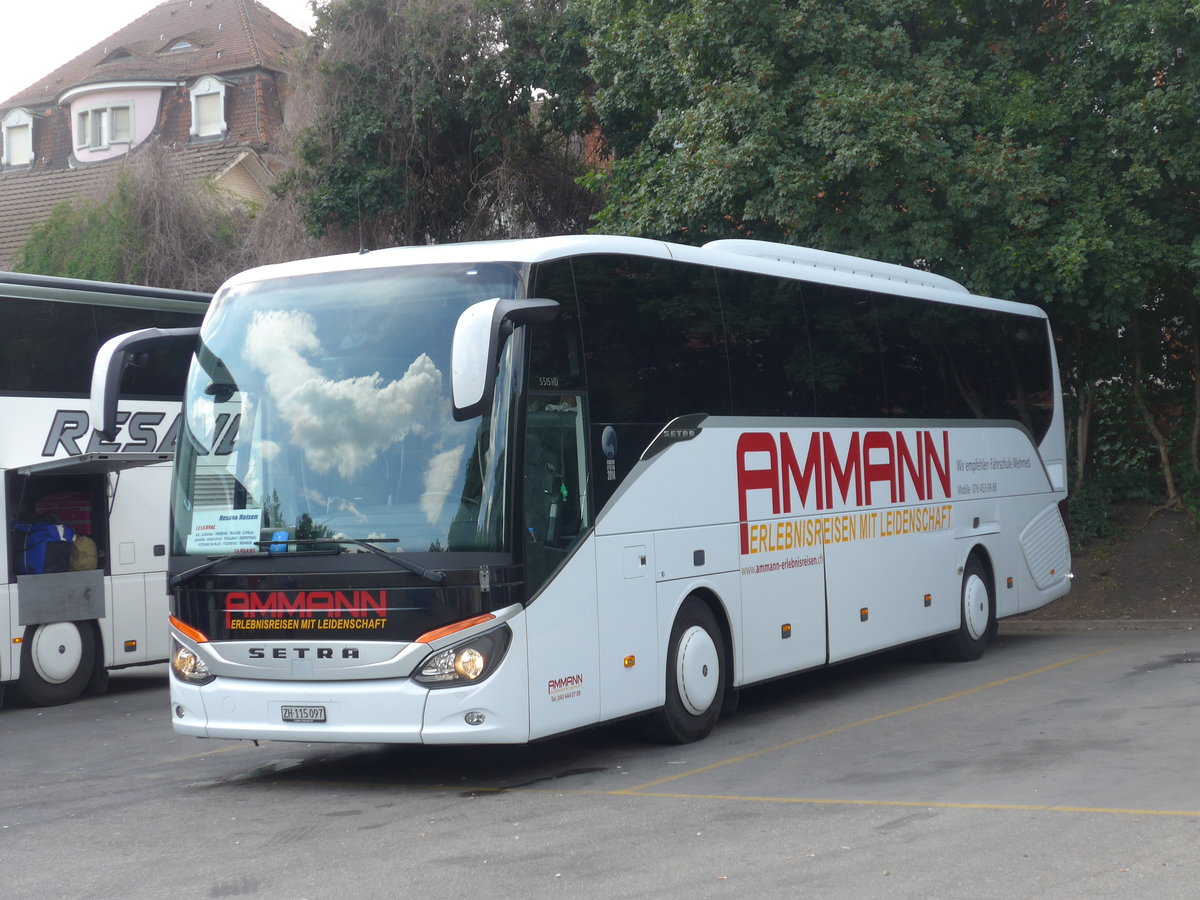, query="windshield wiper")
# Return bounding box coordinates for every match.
[170,538,447,589]
[318,537,447,584]
[255,536,447,584]
[169,546,342,588]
